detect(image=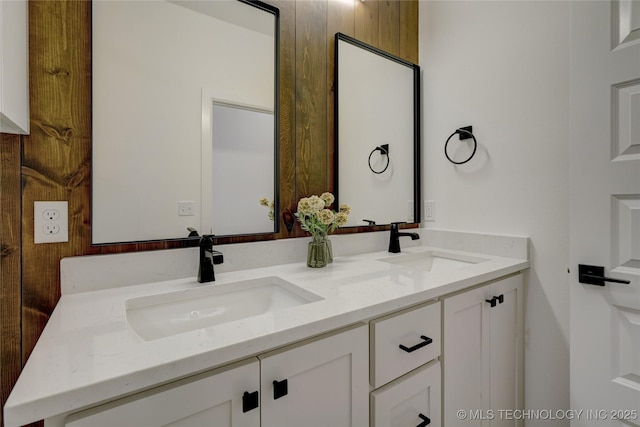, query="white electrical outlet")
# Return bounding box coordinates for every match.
[178,201,196,217]
[424,200,436,221]
[34,201,69,244]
